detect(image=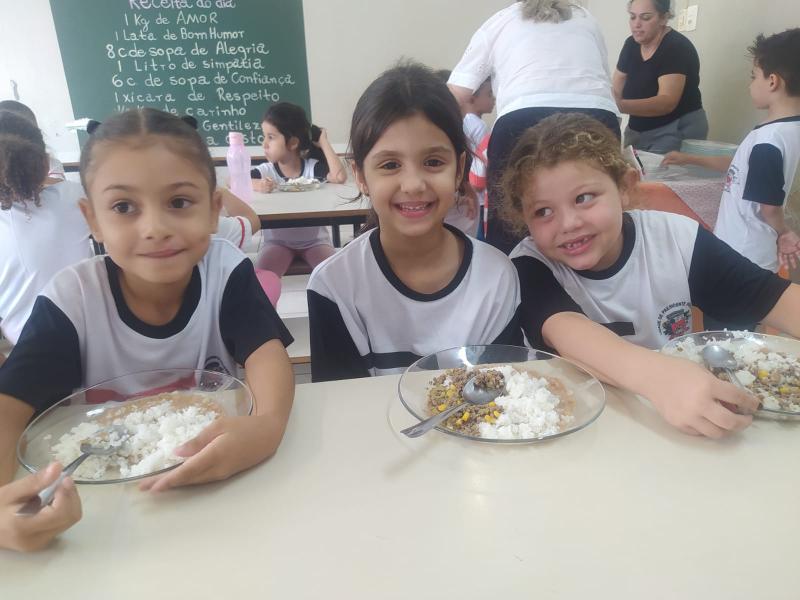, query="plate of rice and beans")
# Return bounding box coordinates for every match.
[398,345,606,443]
[17,369,253,484]
[662,331,800,420]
